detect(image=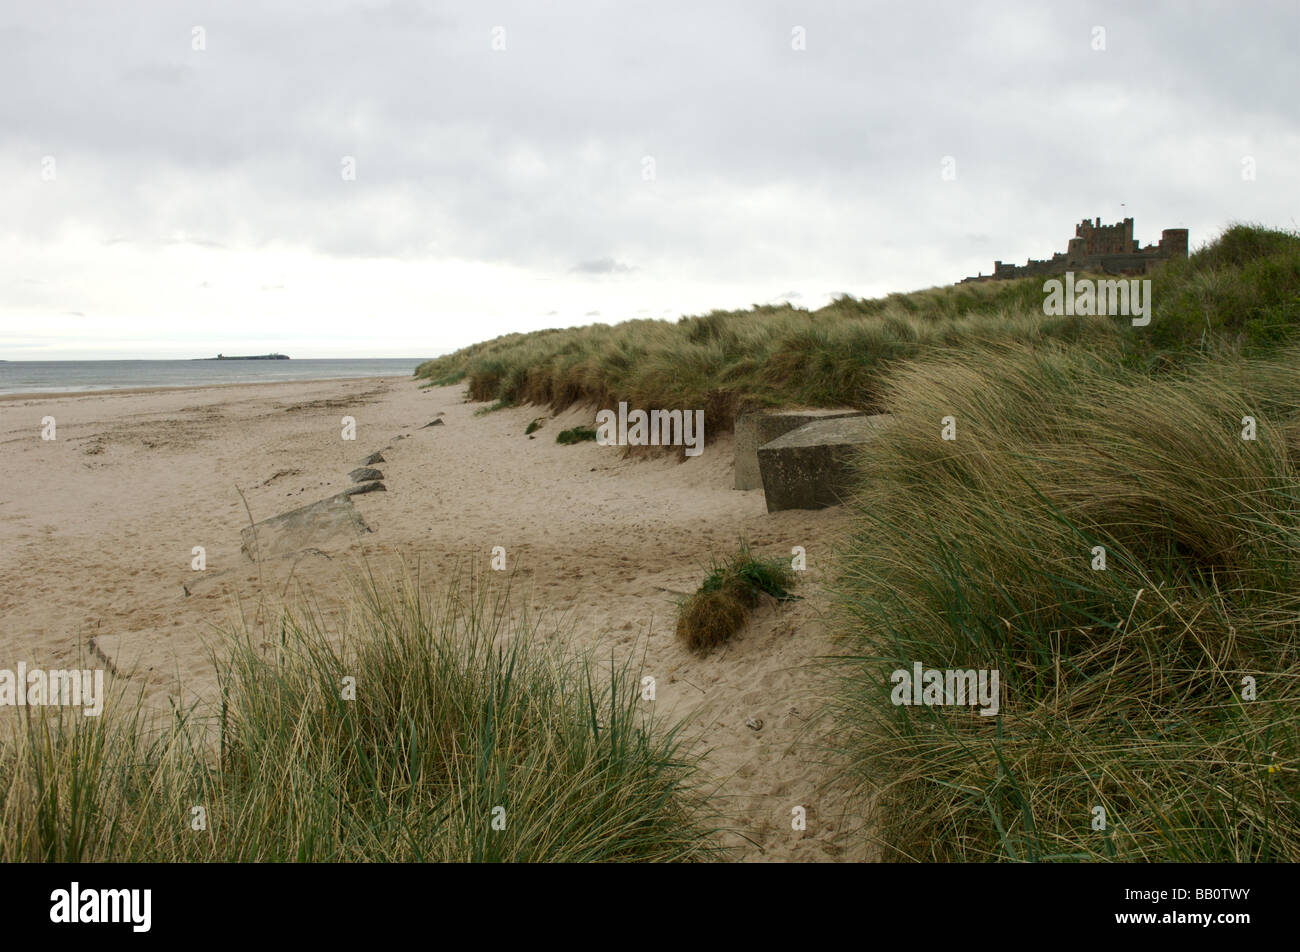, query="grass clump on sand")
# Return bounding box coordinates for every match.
[675,547,798,655]
[473,399,510,416]
[555,426,597,444]
[525,417,545,435]
[0,571,719,862]
[827,340,1300,862]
